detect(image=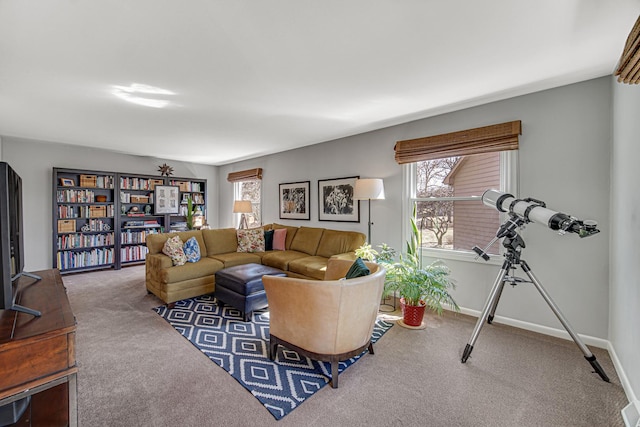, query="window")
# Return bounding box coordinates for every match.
[228,168,263,228]
[395,121,521,262]
[234,180,261,228]
[407,151,517,260]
